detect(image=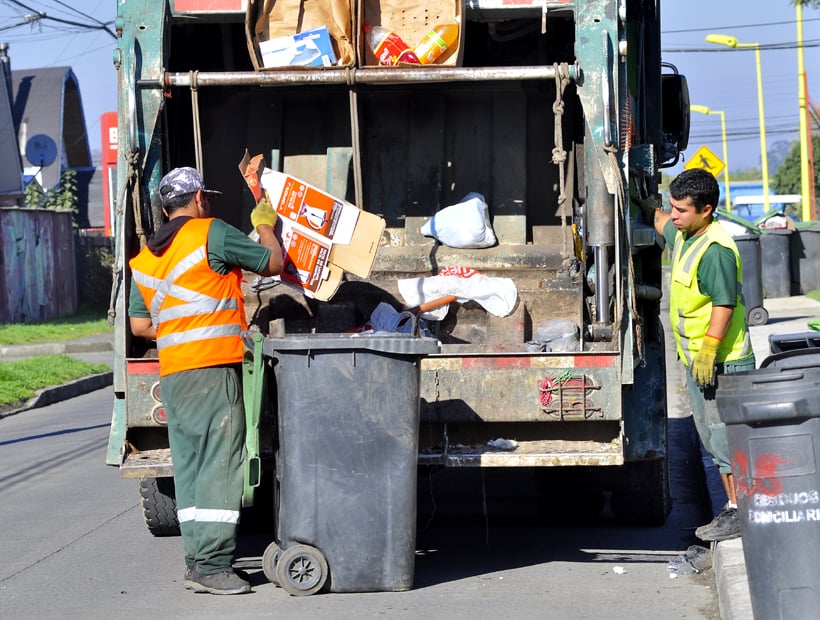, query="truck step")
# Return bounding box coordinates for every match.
[121,448,173,479]
[419,439,623,467]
